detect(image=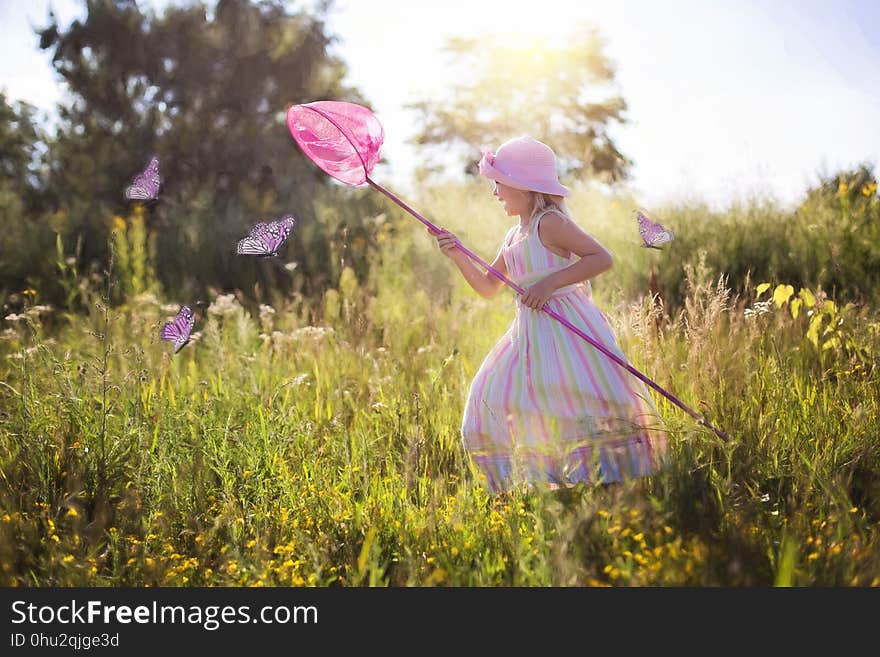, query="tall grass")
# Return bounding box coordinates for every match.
[0,186,878,586]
